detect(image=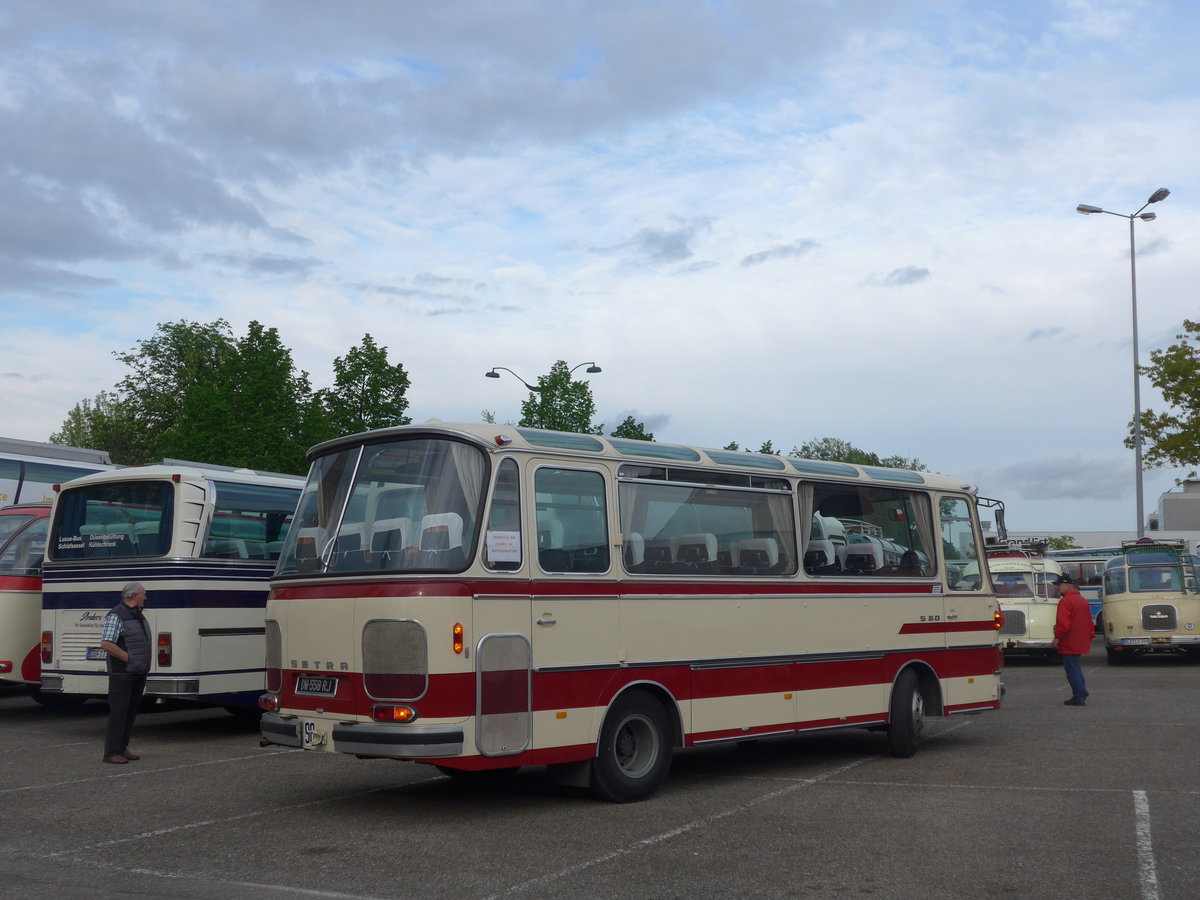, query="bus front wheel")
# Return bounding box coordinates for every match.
[886,668,925,758]
[590,691,672,803]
